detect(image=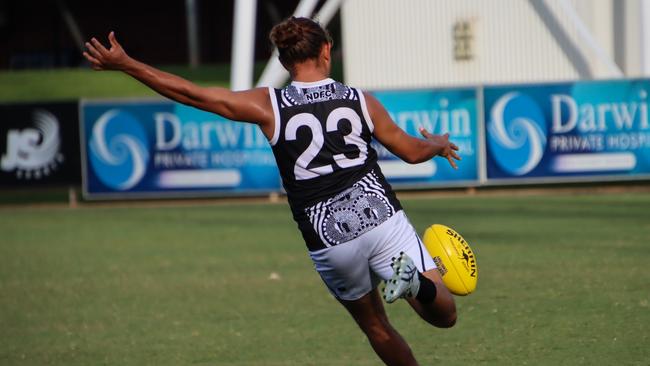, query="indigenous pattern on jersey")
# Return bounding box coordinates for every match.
[306,170,396,247]
[268,79,402,251]
[281,80,354,106]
